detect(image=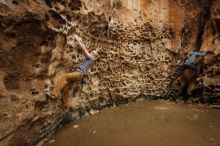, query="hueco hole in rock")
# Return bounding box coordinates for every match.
[0,0,220,146]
